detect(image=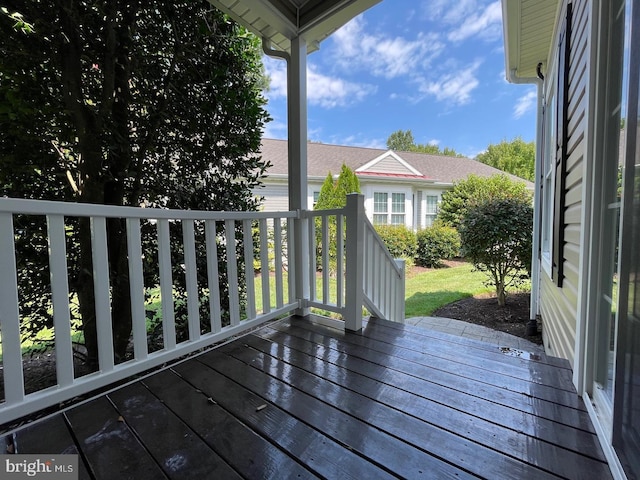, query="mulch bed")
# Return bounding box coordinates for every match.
[433,291,543,345]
